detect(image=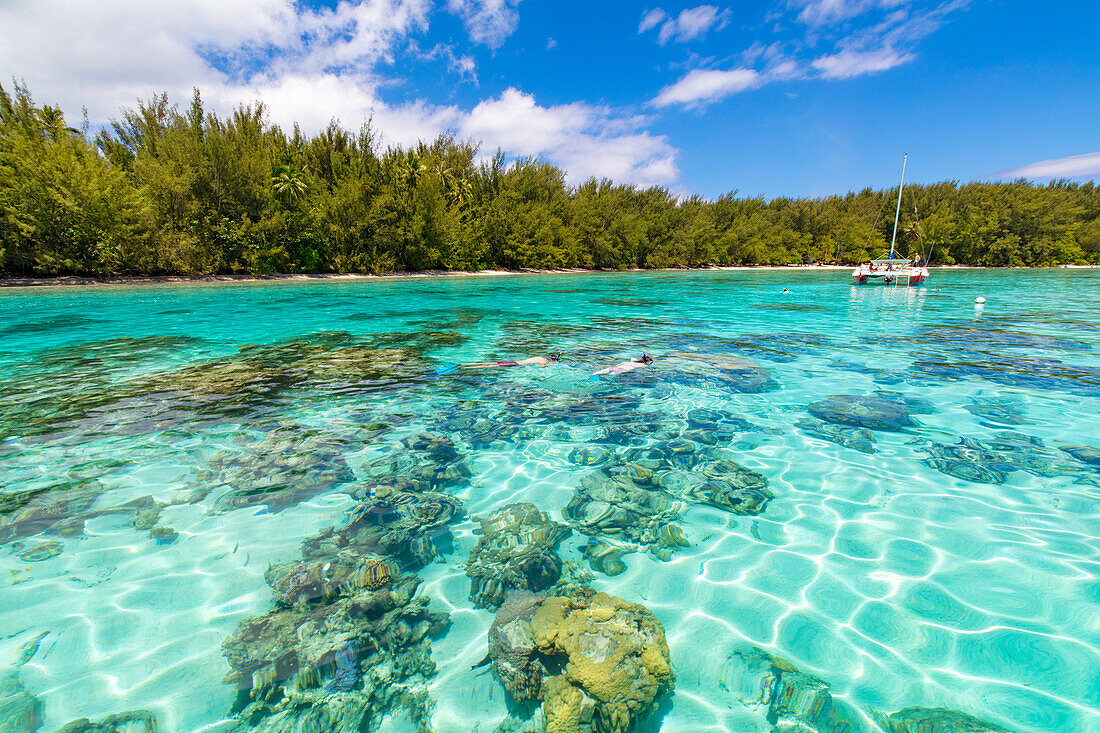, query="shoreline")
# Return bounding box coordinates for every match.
[0,265,845,288]
[0,263,1091,288]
